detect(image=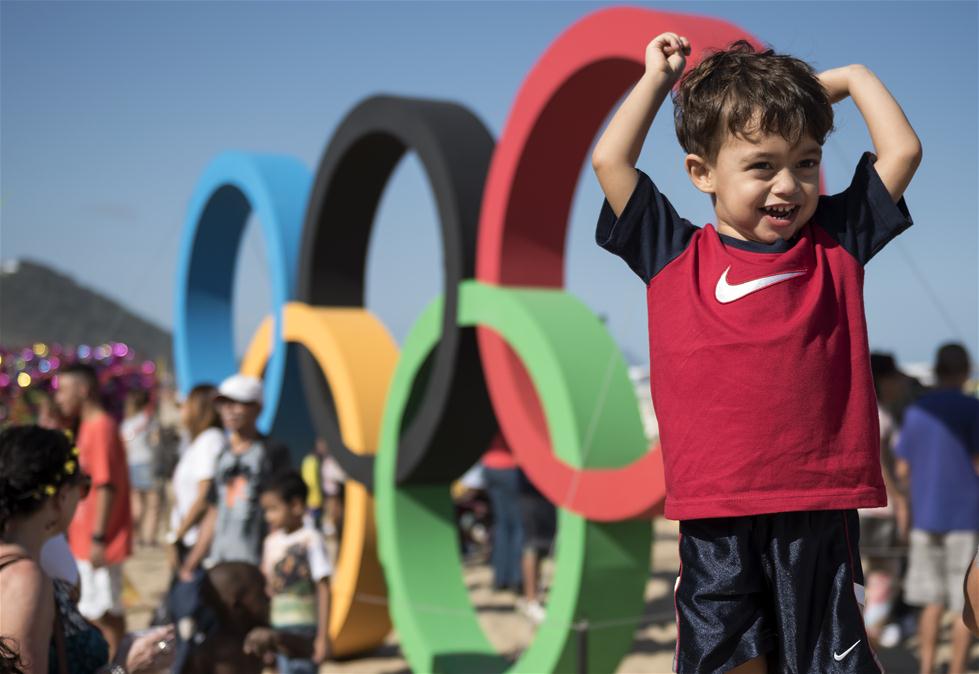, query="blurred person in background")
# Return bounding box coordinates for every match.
[481,433,523,594]
[515,469,556,625]
[55,363,132,658]
[859,352,911,647]
[164,384,224,570]
[153,382,185,503]
[320,441,345,538]
[120,389,159,547]
[35,390,66,431]
[895,342,979,674]
[249,471,333,671]
[967,547,979,637]
[300,438,327,531]
[178,374,290,578]
[451,461,491,559]
[168,376,290,673]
